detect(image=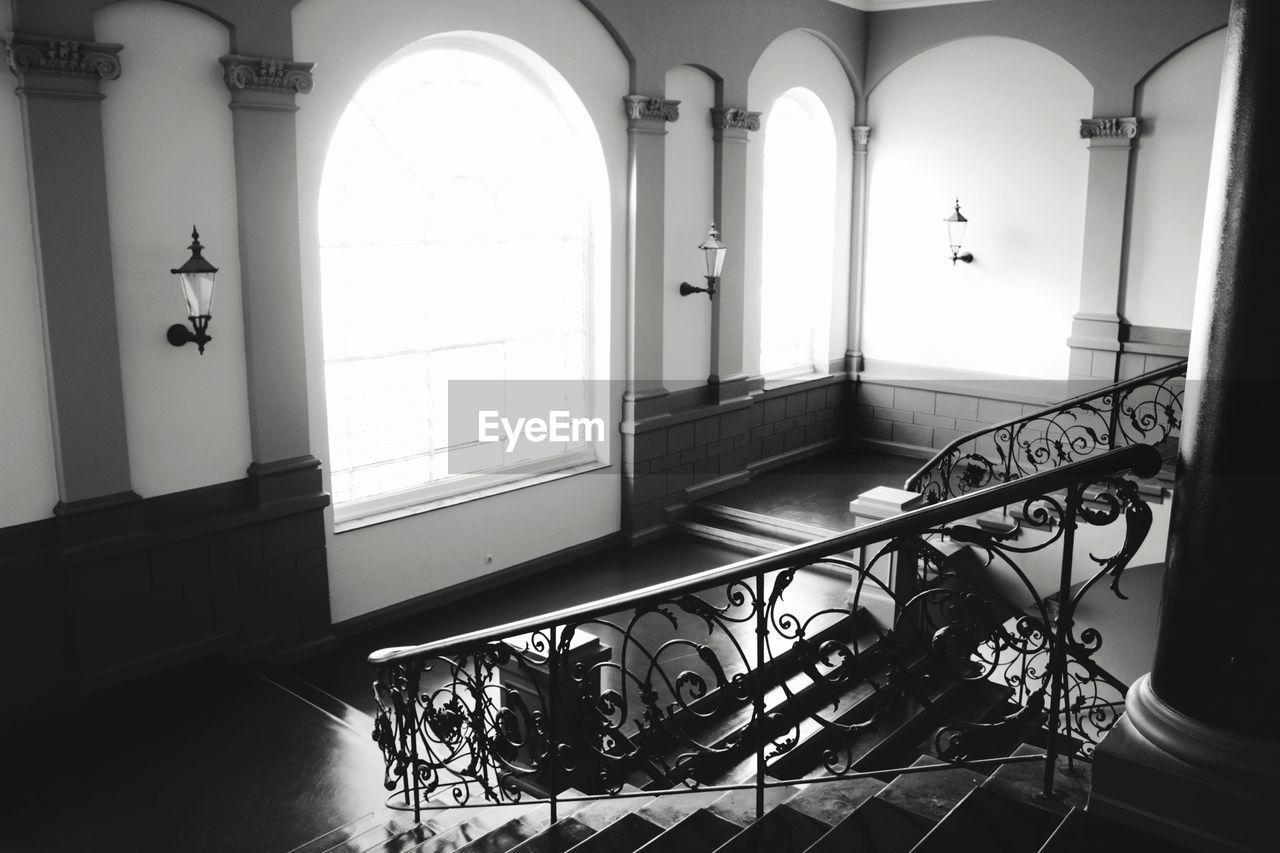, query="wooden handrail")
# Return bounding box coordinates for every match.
[369,444,1161,666]
[903,360,1186,492]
